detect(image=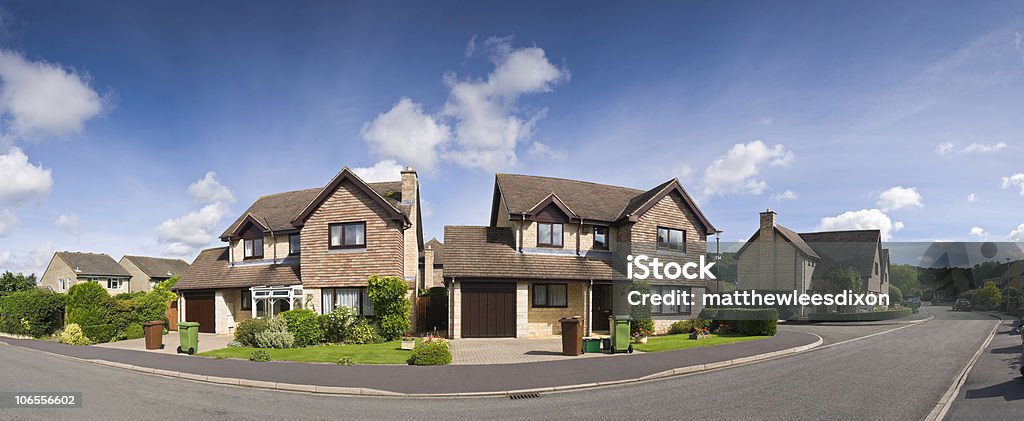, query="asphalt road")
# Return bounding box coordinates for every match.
[0,307,1000,421]
[946,317,1024,420]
